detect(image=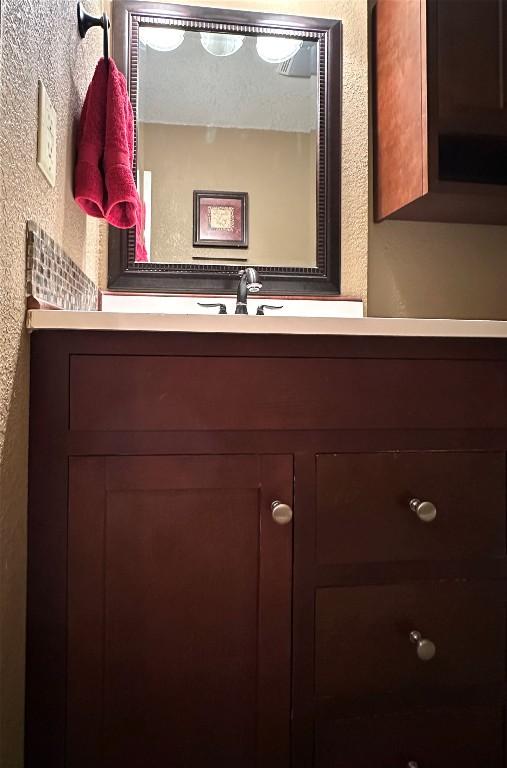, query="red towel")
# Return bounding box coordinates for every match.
[74,58,108,218]
[75,58,148,262]
[104,58,147,261]
[104,58,138,228]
